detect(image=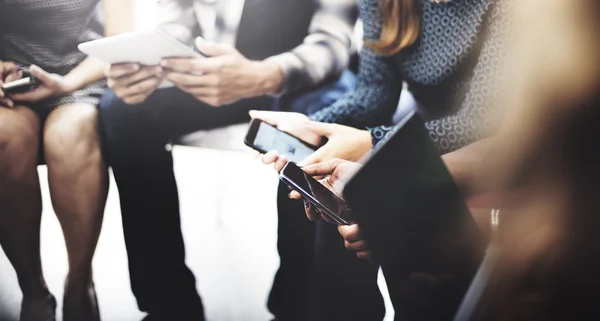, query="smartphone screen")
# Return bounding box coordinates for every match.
[248,120,316,163]
[280,162,353,225]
